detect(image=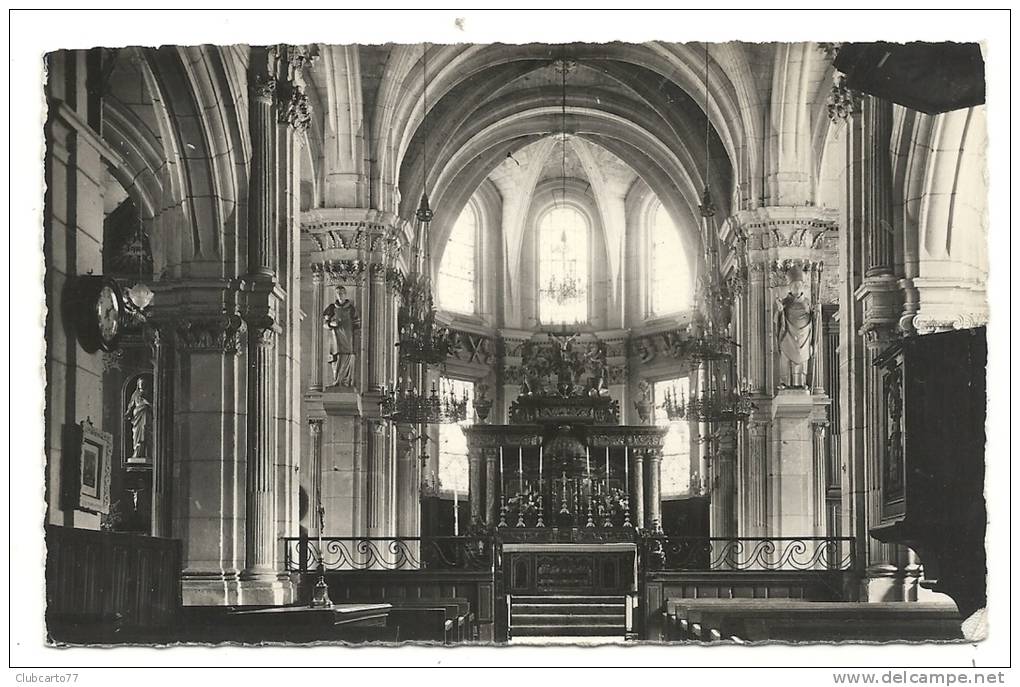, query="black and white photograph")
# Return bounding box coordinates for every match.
[9,7,1014,681]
